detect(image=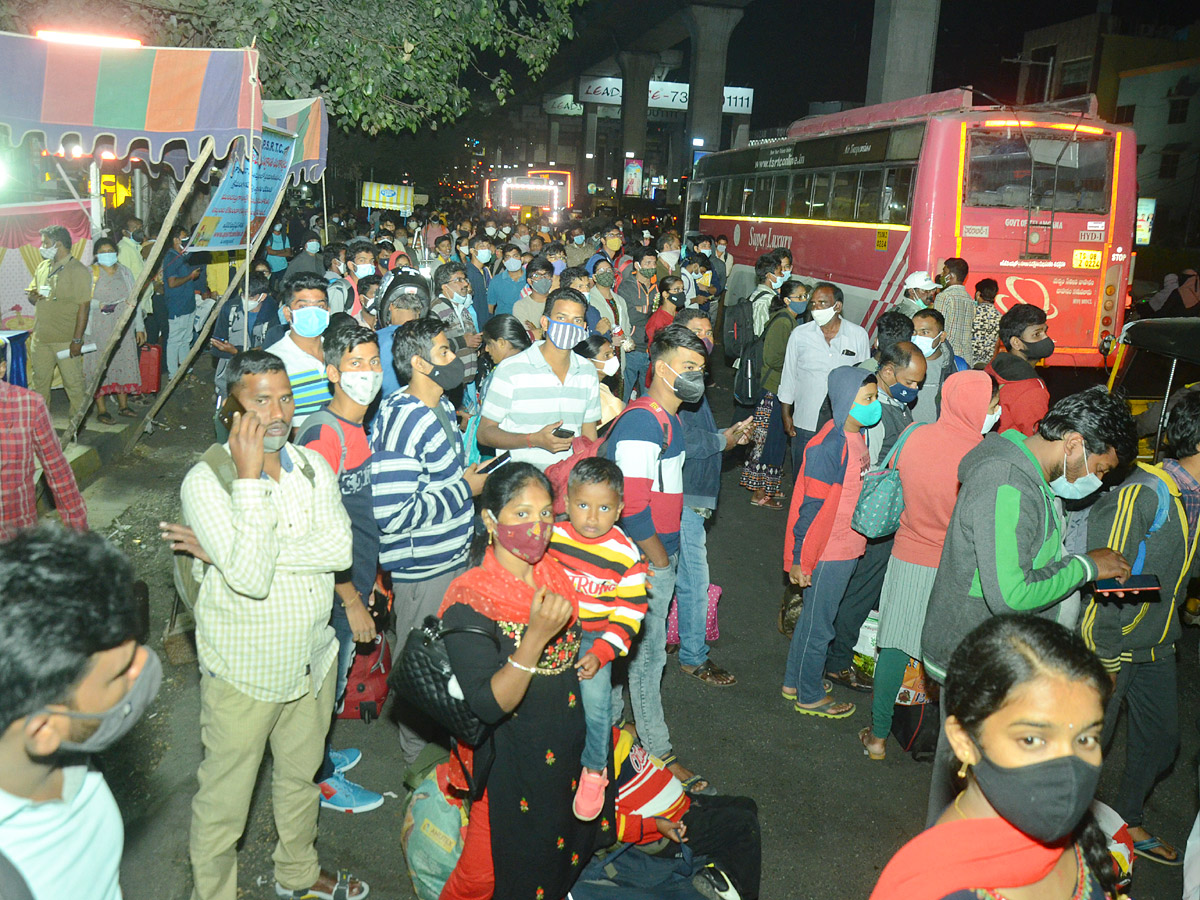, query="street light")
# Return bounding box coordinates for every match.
[585,153,594,160]
[36,29,142,48]
[625,151,635,159]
